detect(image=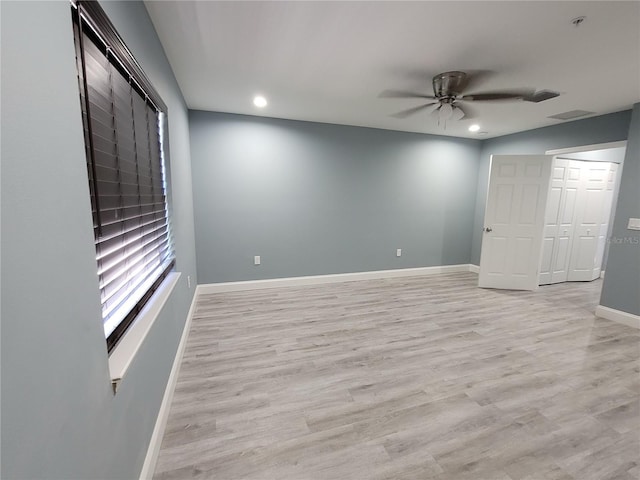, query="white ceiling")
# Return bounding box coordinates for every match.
[145,1,640,139]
